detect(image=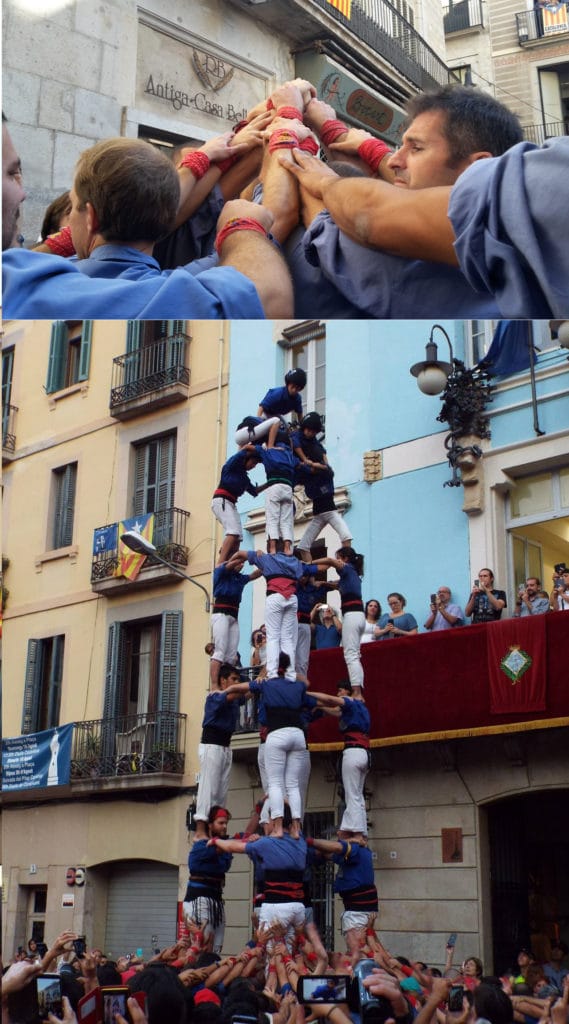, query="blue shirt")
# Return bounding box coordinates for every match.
[332,841,375,893]
[301,211,501,318]
[212,565,251,609]
[314,623,341,649]
[215,450,258,500]
[449,138,569,317]
[245,833,307,874]
[249,676,317,714]
[247,551,317,583]
[337,563,362,602]
[254,443,297,485]
[2,245,264,319]
[377,611,418,637]
[201,690,240,734]
[340,698,370,735]
[188,838,232,878]
[259,386,303,418]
